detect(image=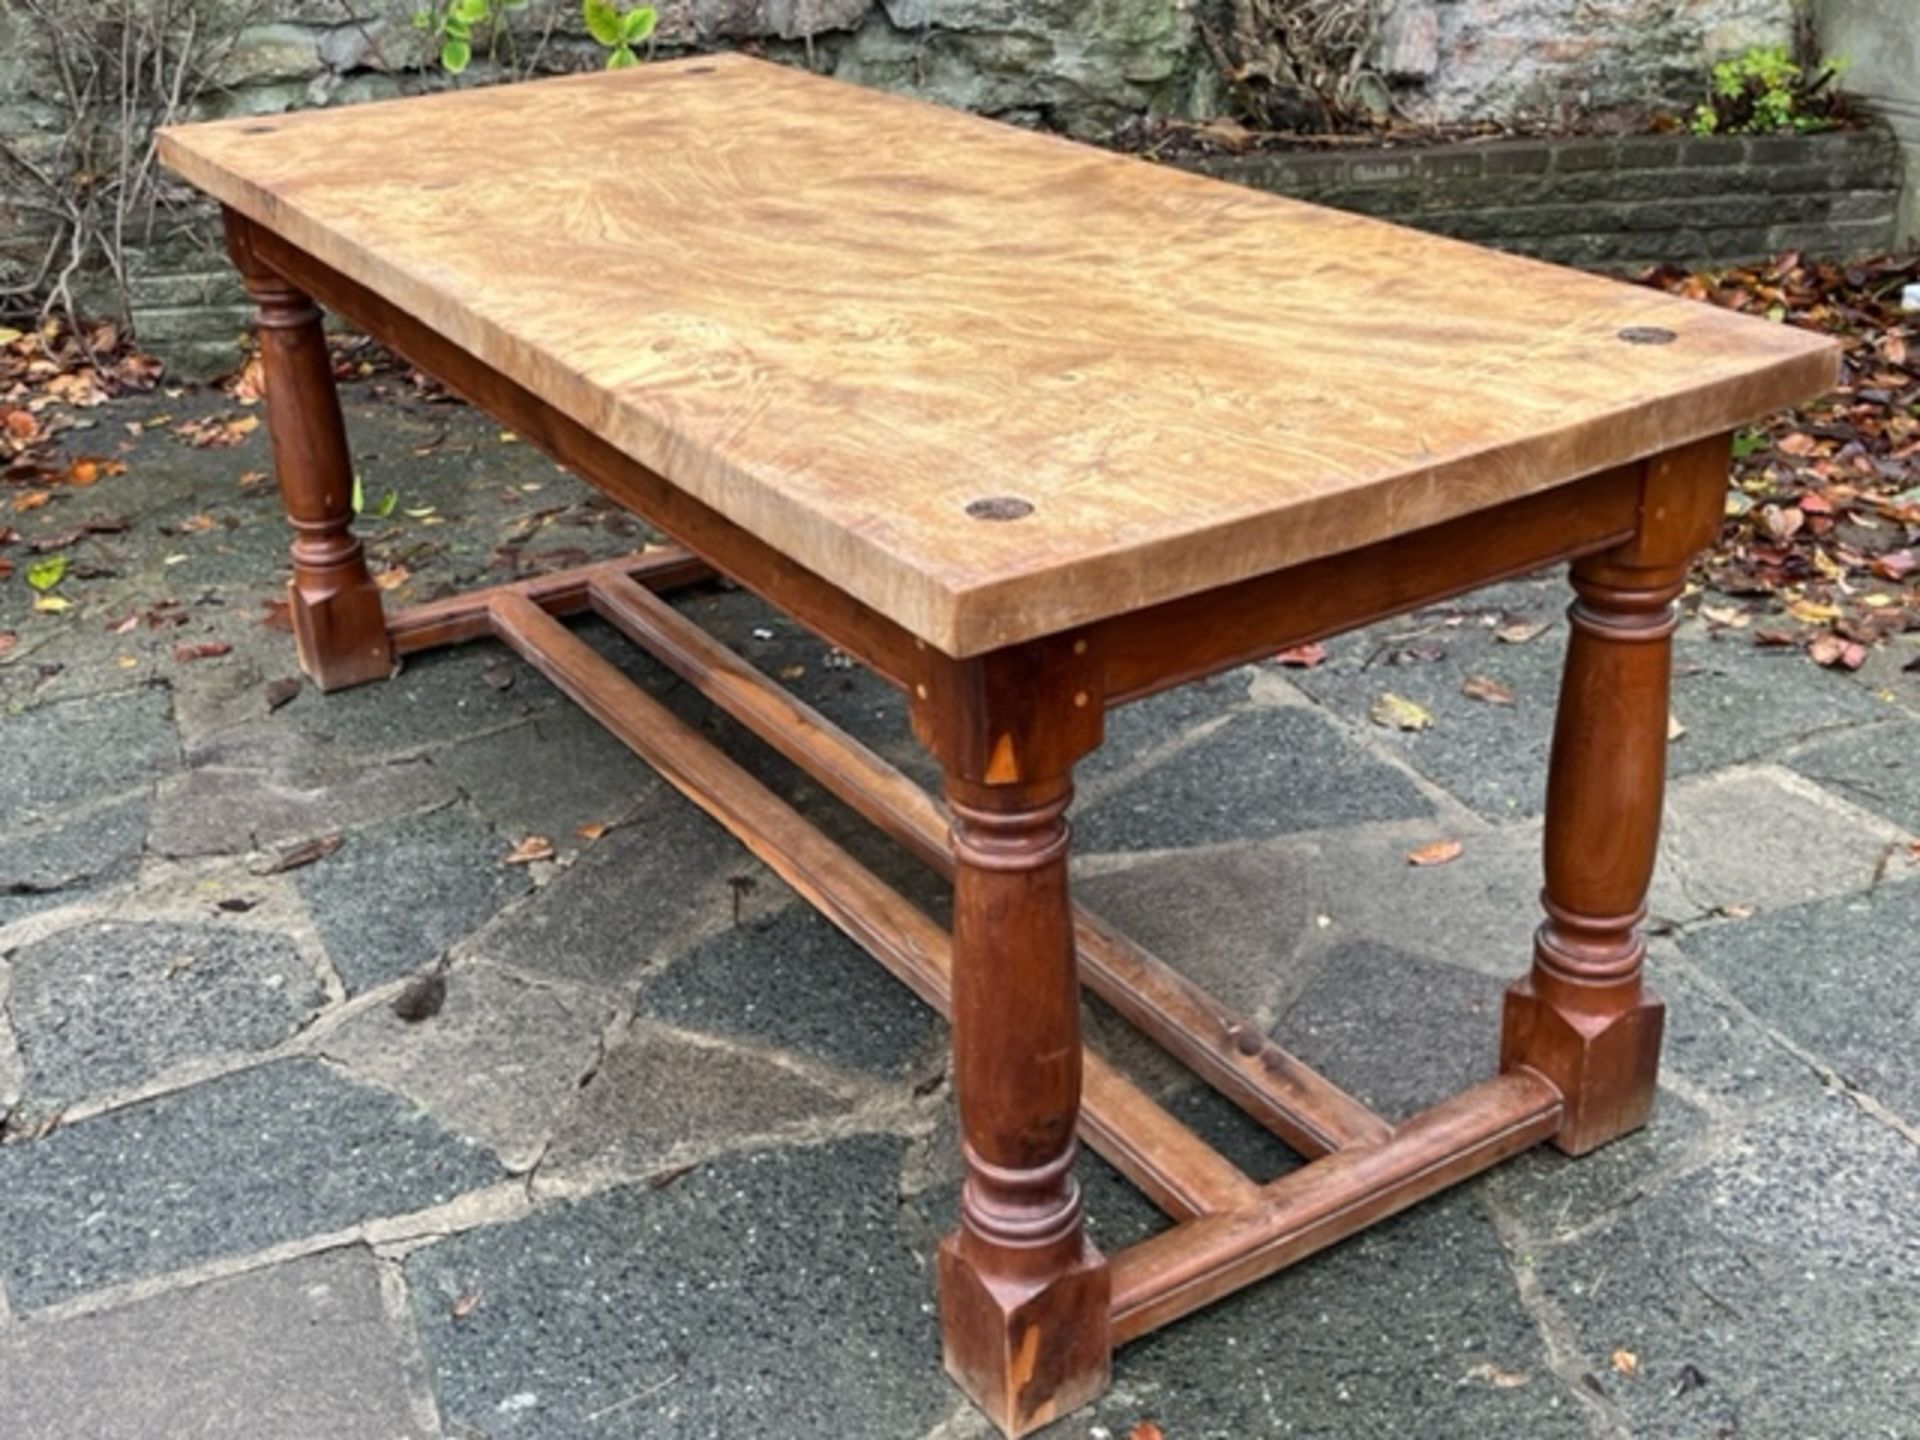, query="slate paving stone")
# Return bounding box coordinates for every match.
[298,805,531,994]
[0,1058,502,1309]
[428,706,659,860]
[637,902,940,1080]
[1287,606,1568,823]
[4,919,325,1103]
[1785,716,1920,834]
[268,639,566,758]
[1485,1088,1714,1245]
[538,1021,855,1182]
[408,1134,954,1438]
[1074,841,1322,1021]
[1075,706,1432,854]
[1534,1094,1920,1438]
[0,794,148,928]
[1080,667,1256,781]
[320,961,617,1171]
[1083,1187,1588,1439]
[147,758,455,858]
[0,1246,435,1439]
[1679,881,1920,1122]
[1659,765,1911,916]
[1645,948,1820,1114]
[1272,939,1505,1124]
[1667,623,1887,777]
[4,686,177,825]
[471,797,745,989]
